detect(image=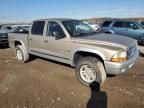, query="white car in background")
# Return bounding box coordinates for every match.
[83,21,101,32]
